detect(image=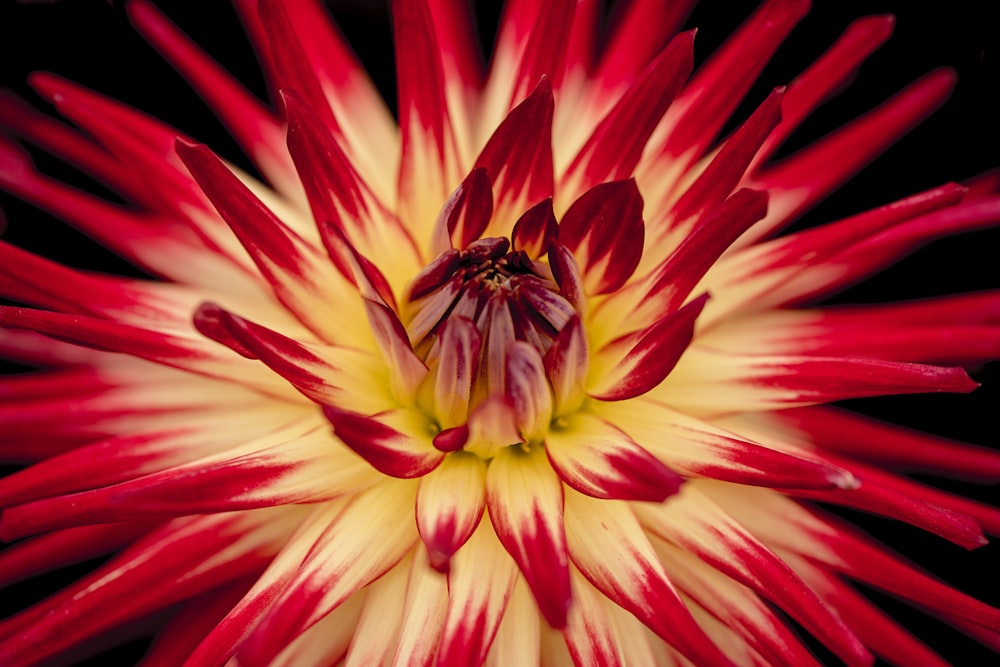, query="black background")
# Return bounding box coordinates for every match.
[0,1,998,665]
